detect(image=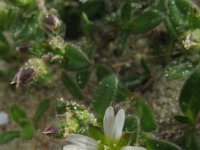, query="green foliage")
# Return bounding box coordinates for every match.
[165,58,196,80]
[174,115,193,125]
[0,100,50,145]
[20,122,35,139]
[81,12,93,39]
[132,10,162,34]
[33,99,50,127]
[179,69,200,123]
[0,131,20,145]
[76,69,91,88]
[143,134,181,150]
[93,75,118,116]
[56,99,67,114]
[182,130,200,150]
[62,72,84,100]
[2,0,200,149]
[136,100,157,132]
[10,105,27,127]
[124,116,138,132]
[63,44,91,71]
[96,64,113,81]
